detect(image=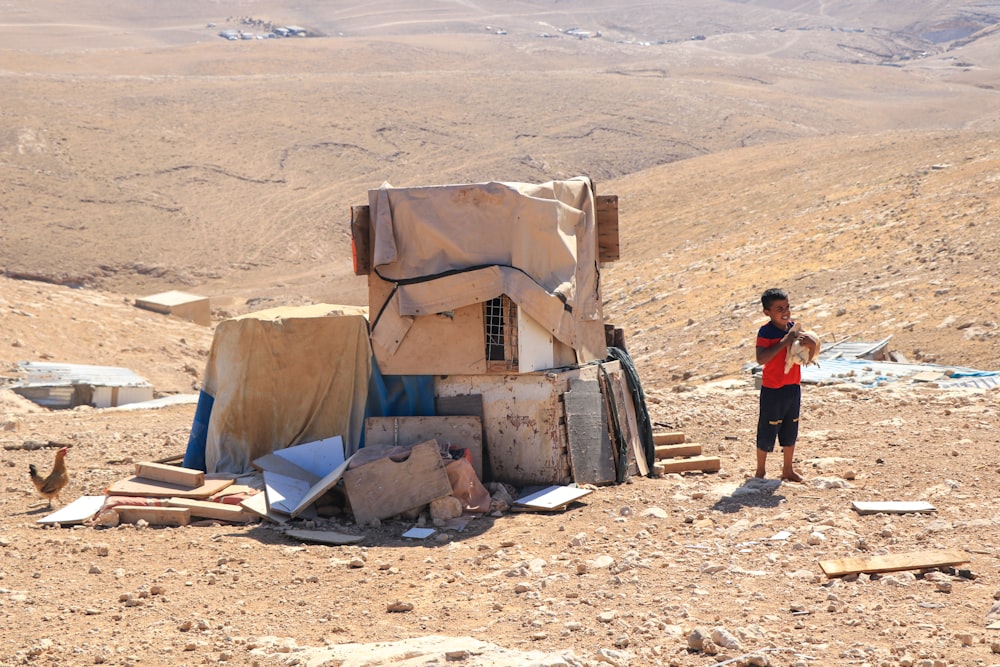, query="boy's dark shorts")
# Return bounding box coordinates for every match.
[756,384,801,452]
